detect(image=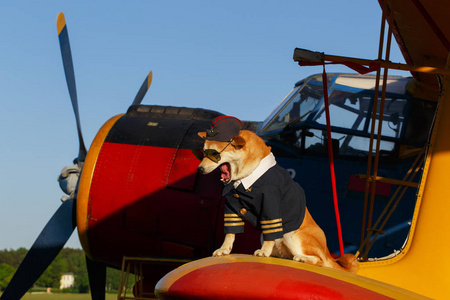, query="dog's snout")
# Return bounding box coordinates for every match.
[197,166,205,174]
